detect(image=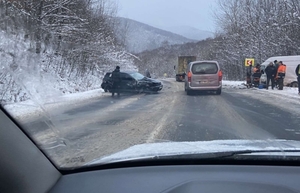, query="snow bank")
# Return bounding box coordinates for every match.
[222,80,300,116]
[222,80,299,103]
[223,80,299,98]
[255,87,299,99]
[4,88,104,120]
[222,80,247,89]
